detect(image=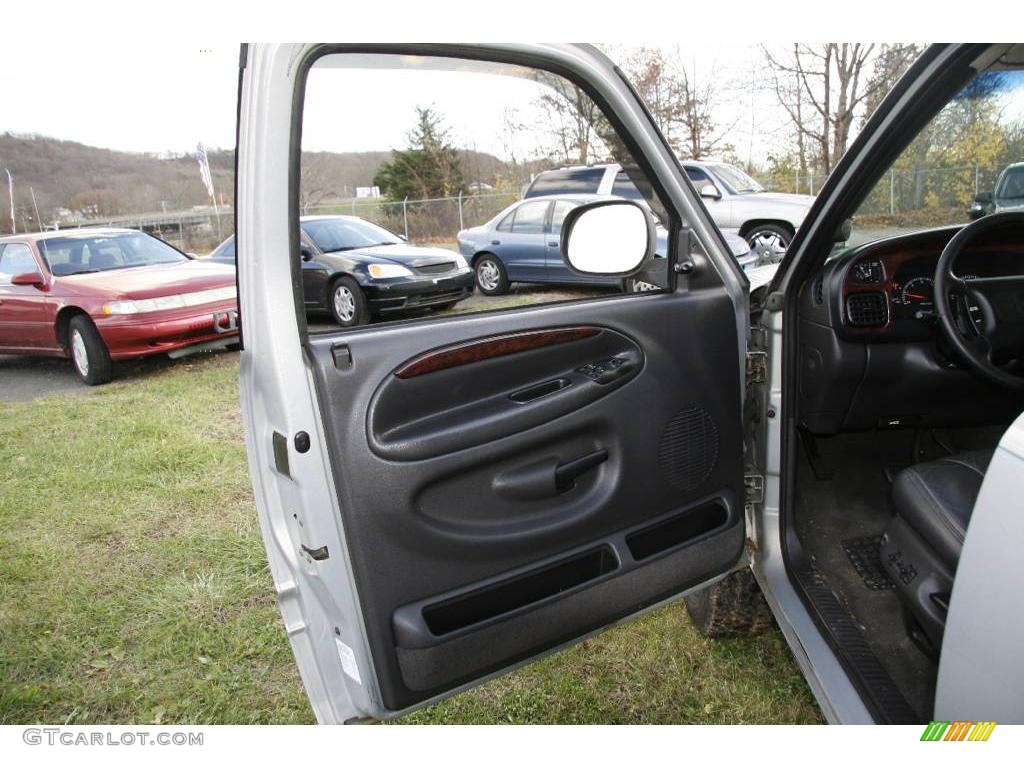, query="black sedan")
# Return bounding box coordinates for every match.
[206,216,475,326]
